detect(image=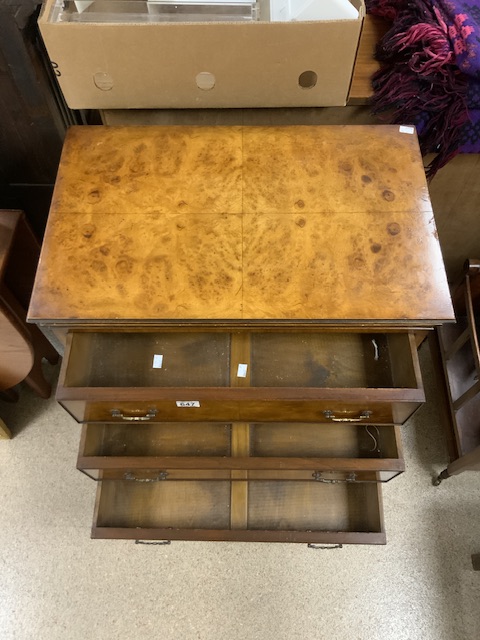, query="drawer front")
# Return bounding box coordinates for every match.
[57,330,425,424]
[92,479,386,544]
[78,422,404,482]
[84,469,401,483]
[60,397,421,424]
